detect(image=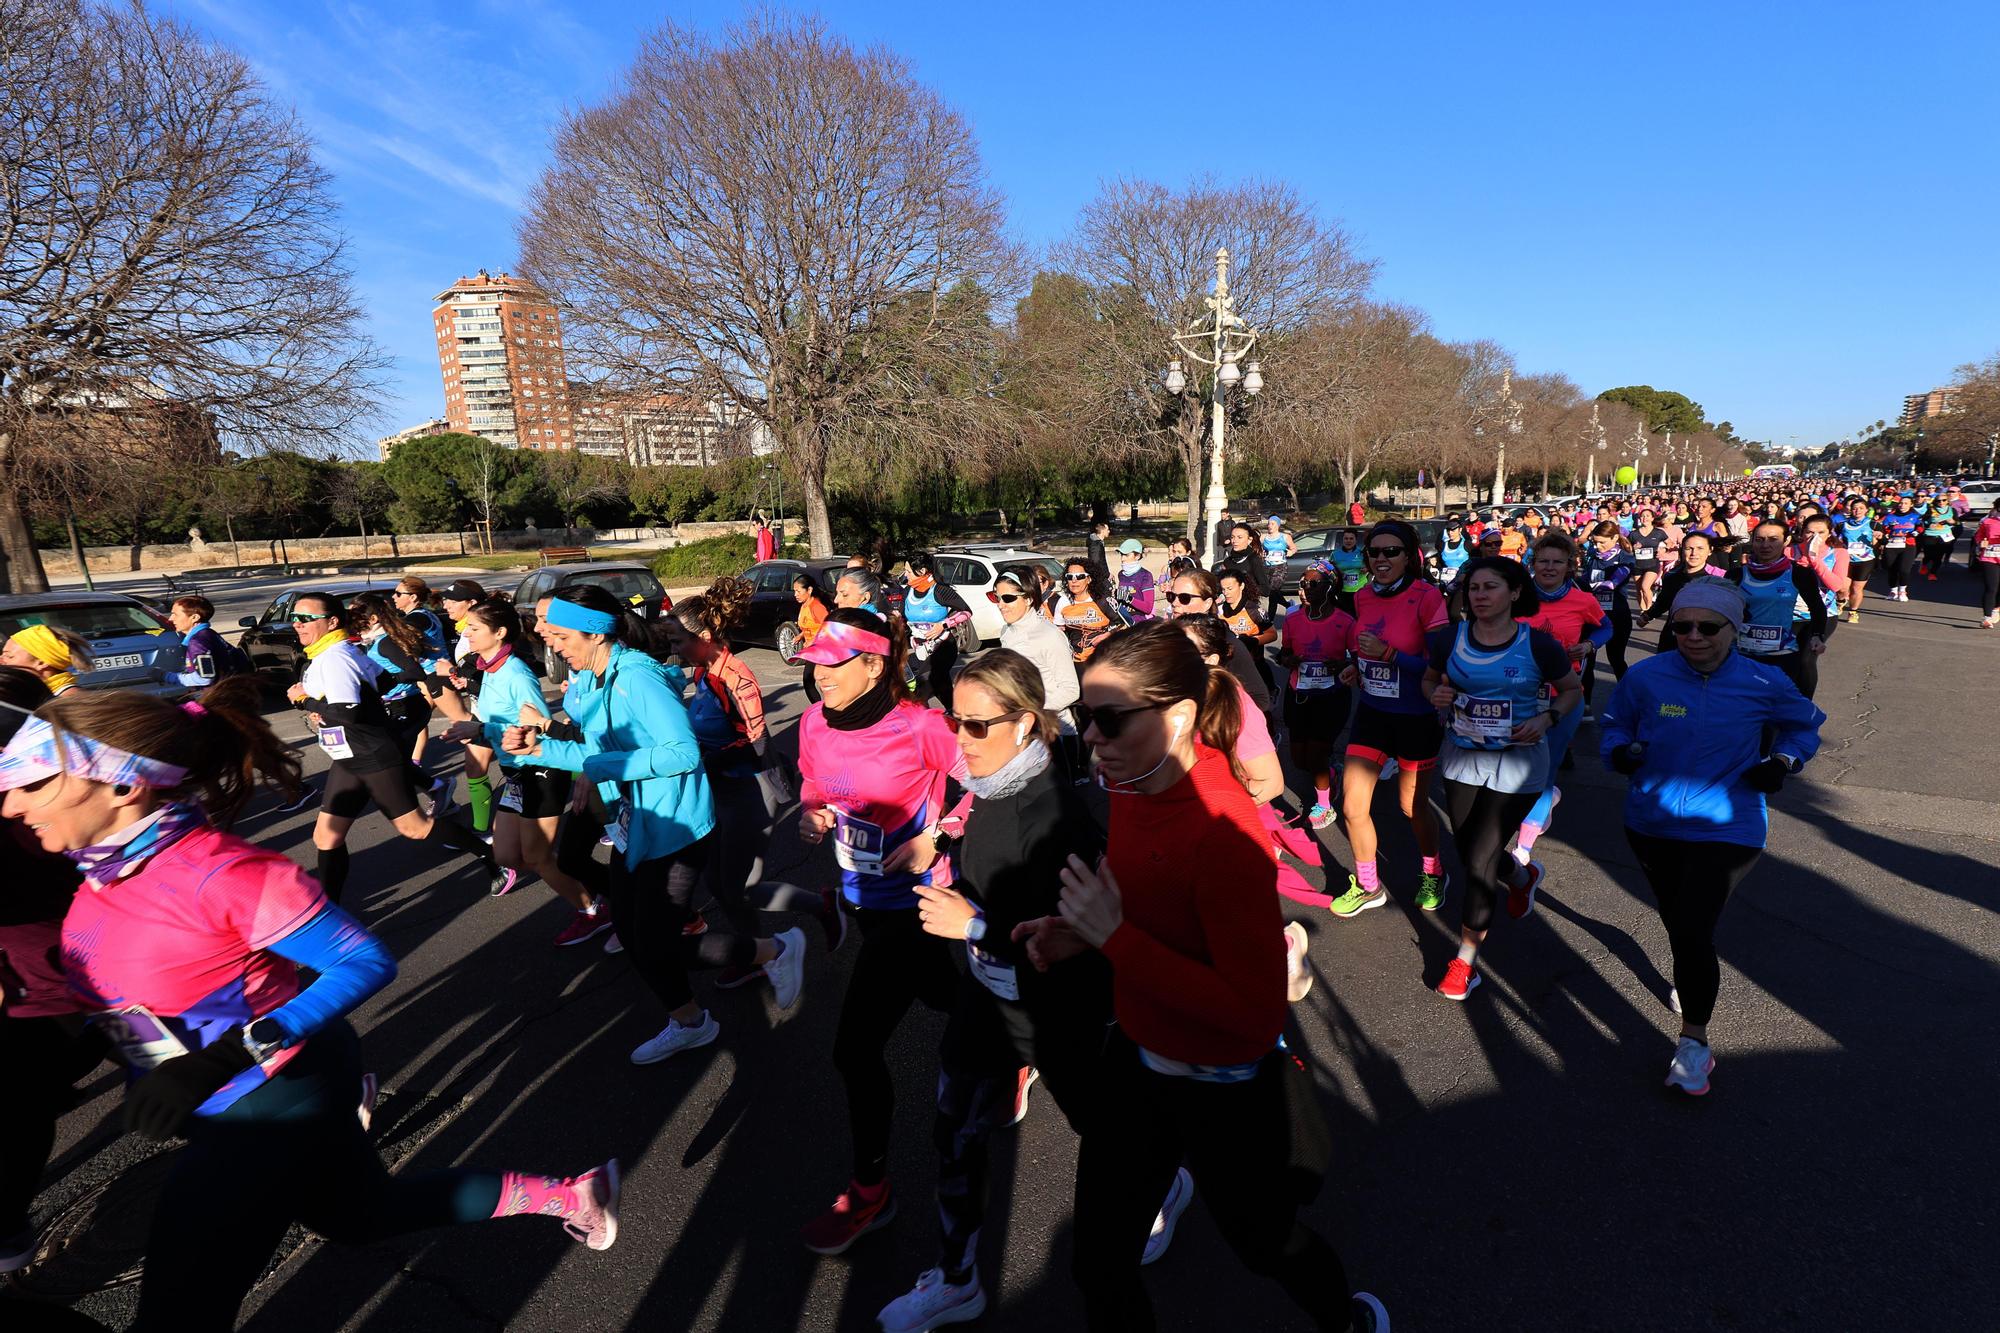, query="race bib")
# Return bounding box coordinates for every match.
[610,801,631,853]
[317,726,353,760]
[1850,543,1873,559]
[1359,660,1398,700]
[1886,537,1908,548]
[1452,695,1516,742]
[1982,543,2000,560]
[498,778,525,813]
[833,809,886,876]
[1296,658,1334,691]
[967,942,1020,1001]
[1594,588,1615,610]
[96,1005,191,1071]
[1743,623,1784,654]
